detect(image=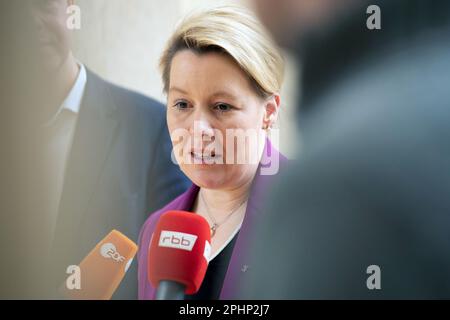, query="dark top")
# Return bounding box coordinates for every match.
[185,232,239,300]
